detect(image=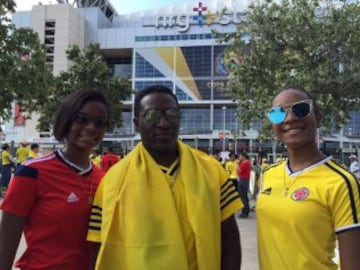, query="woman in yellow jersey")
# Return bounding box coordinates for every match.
[256,86,360,270]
